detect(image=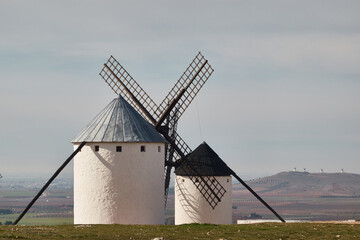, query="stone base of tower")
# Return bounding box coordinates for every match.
[174,175,232,225]
[73,142,165,225]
